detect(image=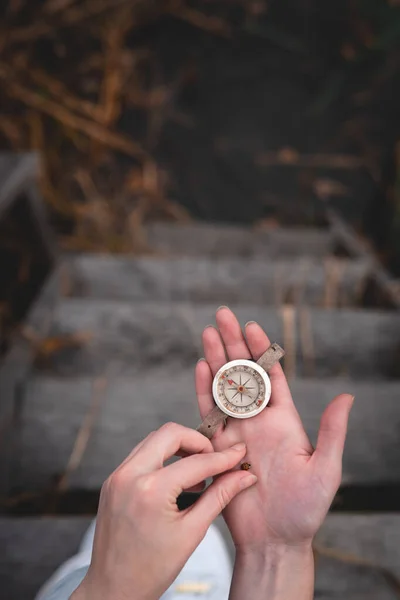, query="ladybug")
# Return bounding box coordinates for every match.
[241,462,251,471]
